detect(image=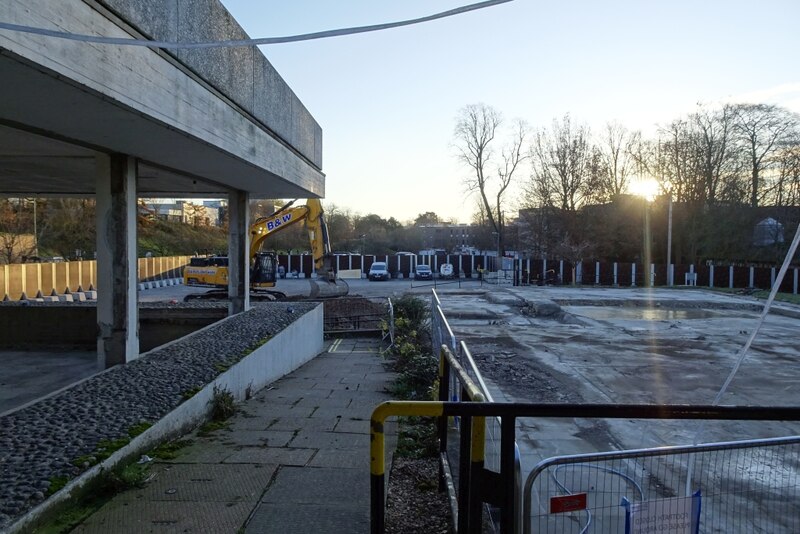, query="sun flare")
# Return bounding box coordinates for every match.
[629,178,660,201]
